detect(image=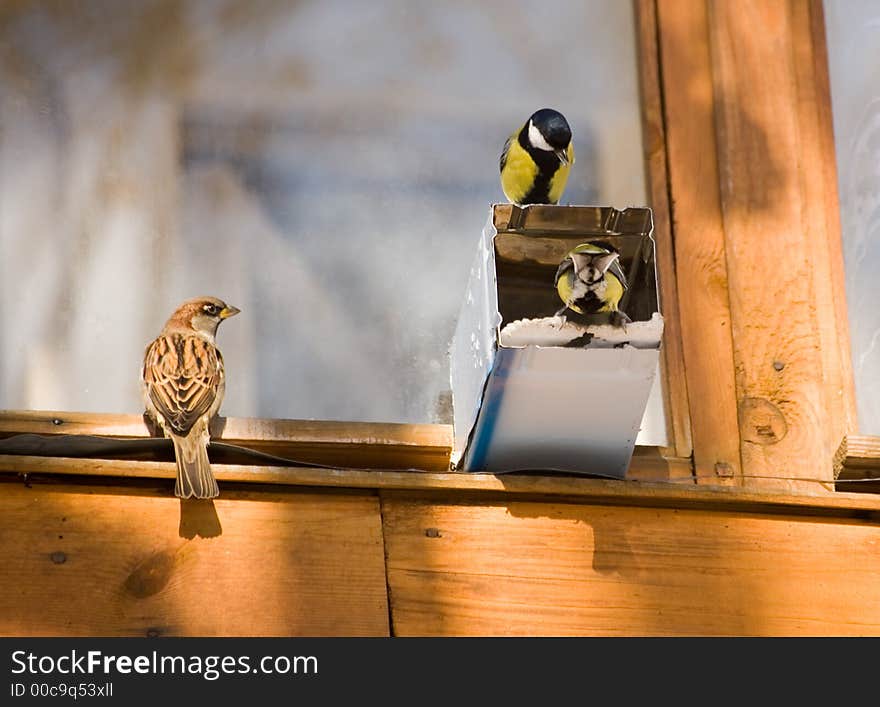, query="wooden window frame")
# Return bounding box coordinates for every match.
[636,0,858,492]
[0,0,862,497]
